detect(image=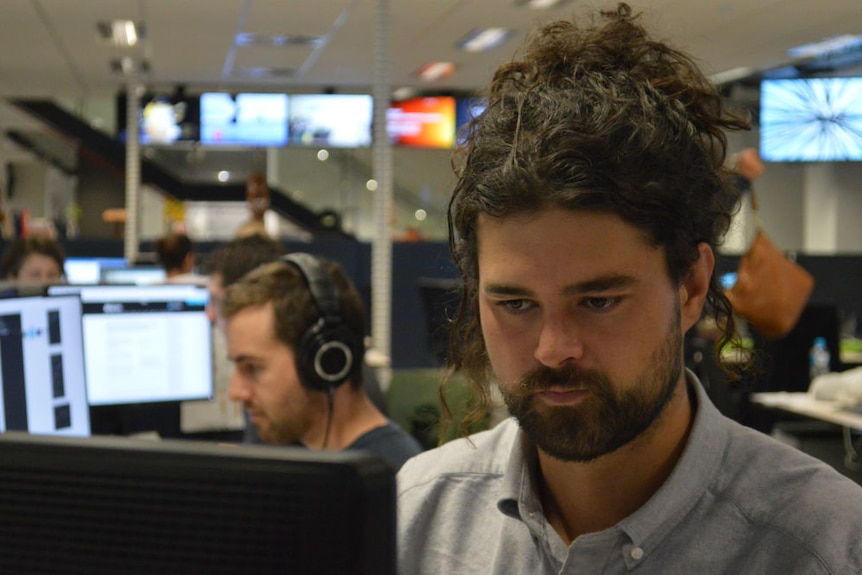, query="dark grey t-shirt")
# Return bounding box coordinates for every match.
[349,420,423,471]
